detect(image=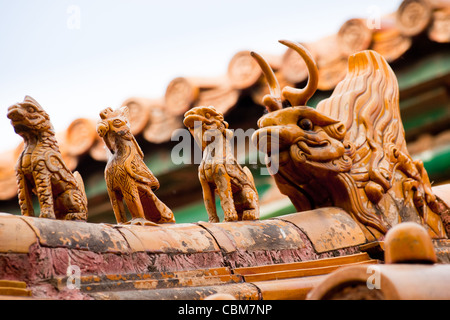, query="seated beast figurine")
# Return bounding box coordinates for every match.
[7,96,88,220]
[184,106,259,223]
[97,106,175,225]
